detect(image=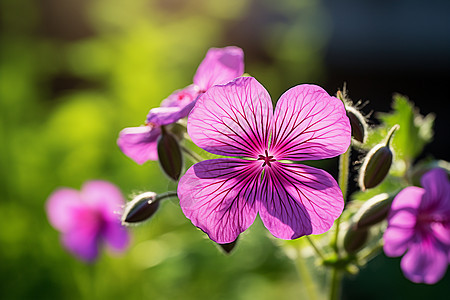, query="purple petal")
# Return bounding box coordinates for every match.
[390,186,424,213]
[258,163,344,239]
[400,236,448,284]
[383,226,415,257]
[103,221,129,252]
[420,168,450,213]
[81,180,125,220]
[117,125,160,164]
[188,77,273,158]
[46,188,84,232]
[145,107,185,126]
[383,187,424,257]
[270,84,351,161]
[430,222,450,247]
[62,226,99,262]
[178,158,261,243]
[193,46,244,91]
[160,84,201,109]
[146,100,198,126]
